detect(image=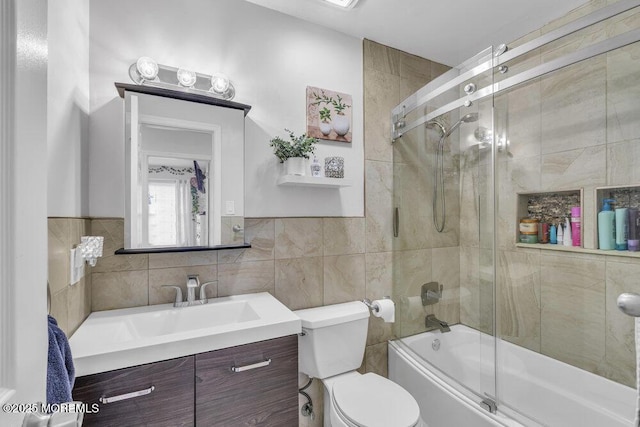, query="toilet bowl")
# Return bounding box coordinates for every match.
[295,302,421,427]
